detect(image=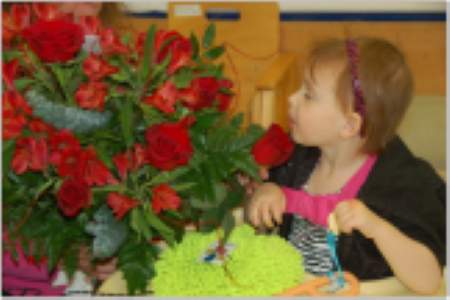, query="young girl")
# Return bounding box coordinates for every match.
[248,37,446,295]
[2,2,126,296]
